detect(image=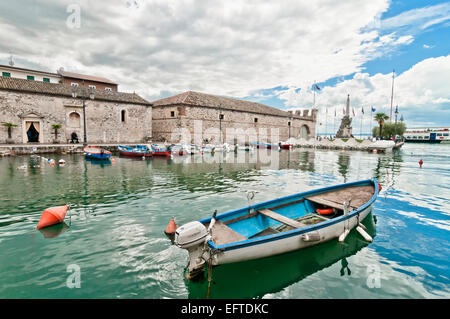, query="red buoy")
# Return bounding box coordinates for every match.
[316,208,334,215]
[36,205,69,229]
[419,159,423,168]
[164,217,178,235]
